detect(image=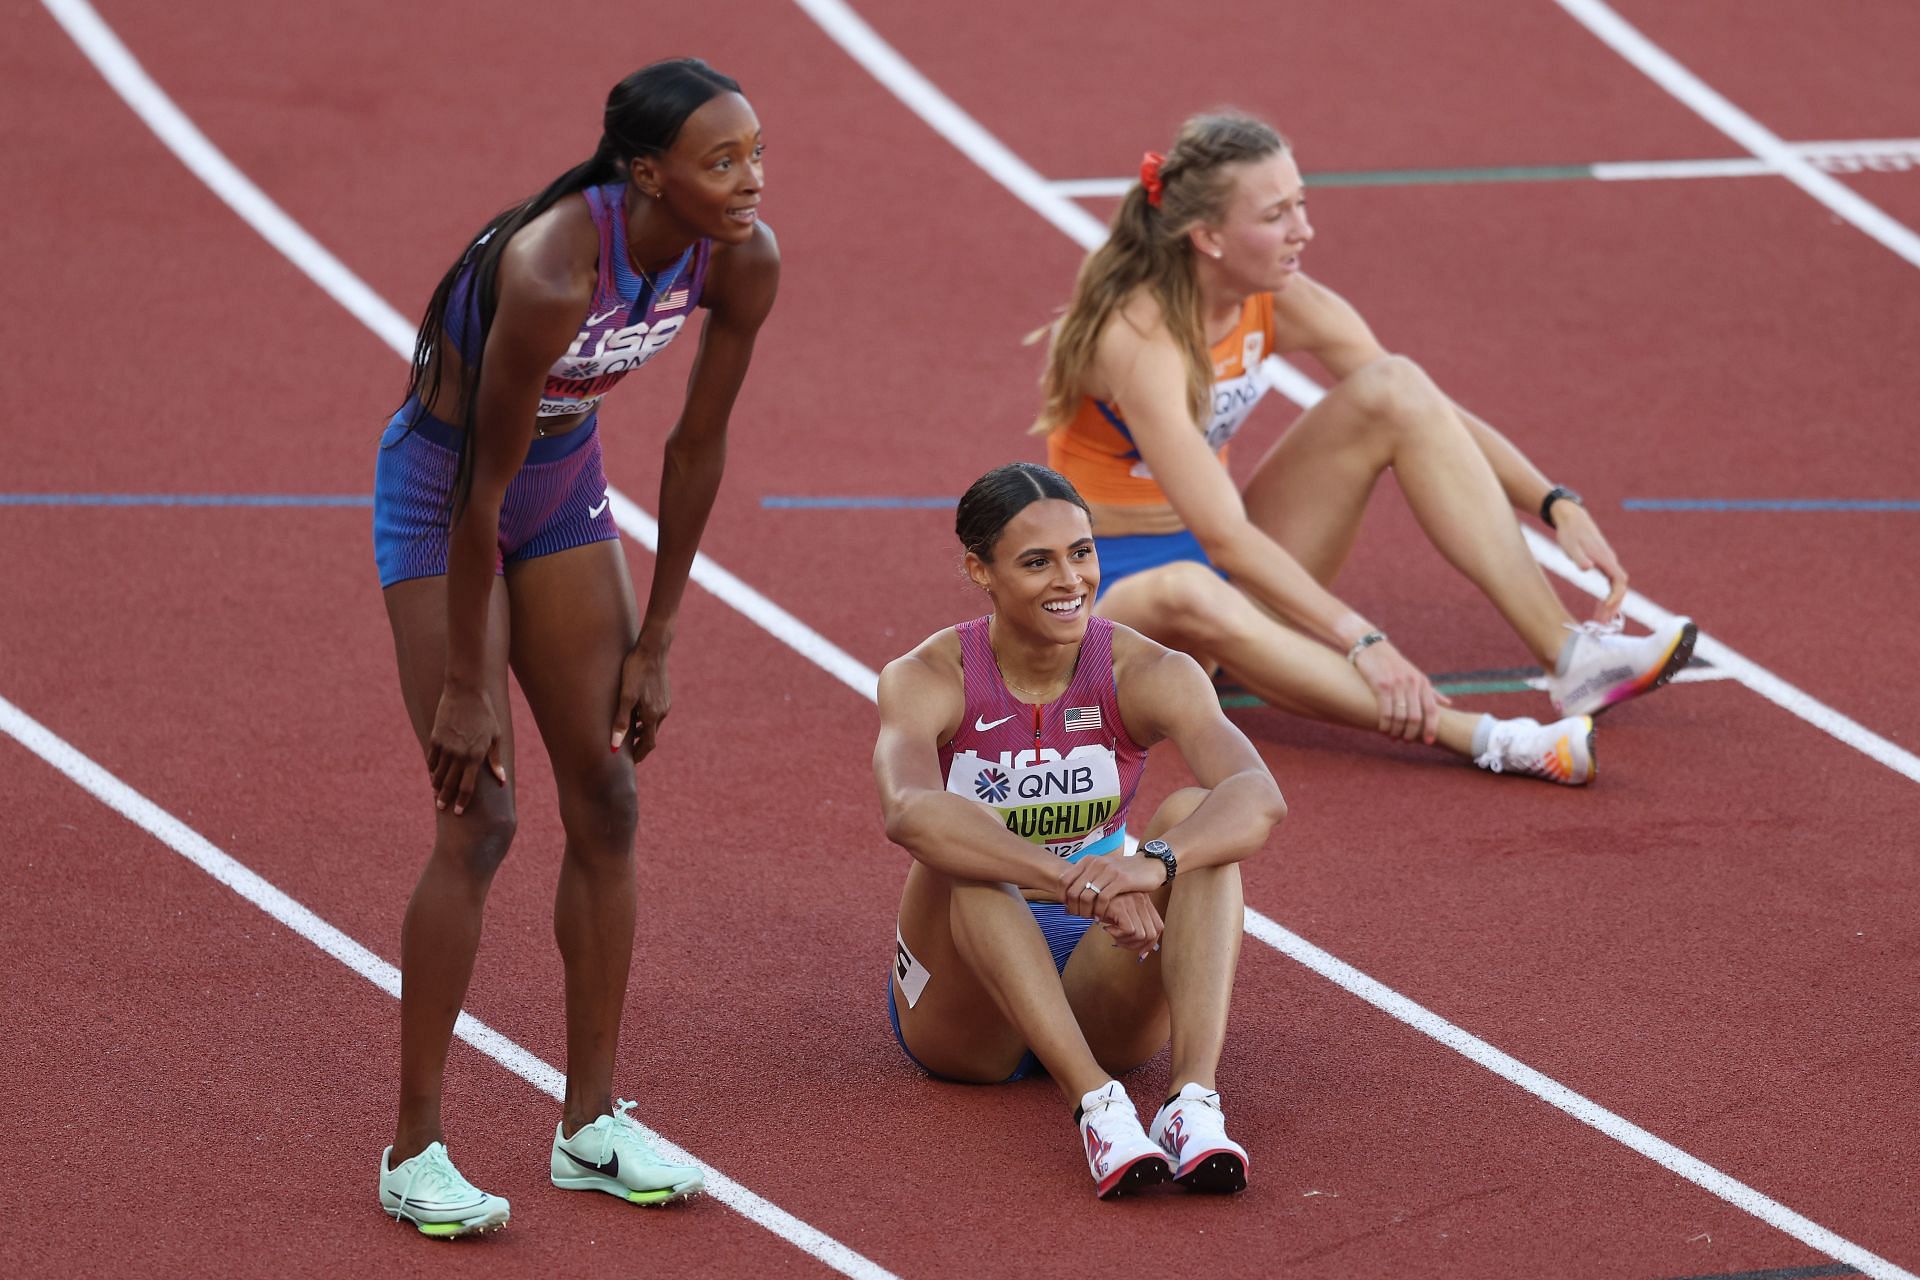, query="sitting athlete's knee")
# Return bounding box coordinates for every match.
[1153,565,1244,648]
[1141,787,1209,840]
[1344,355,1441,424]
[561,770,640,858]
